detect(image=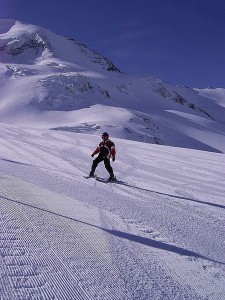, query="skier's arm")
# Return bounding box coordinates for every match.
[111,142,116,158]
[91,146,100,157]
